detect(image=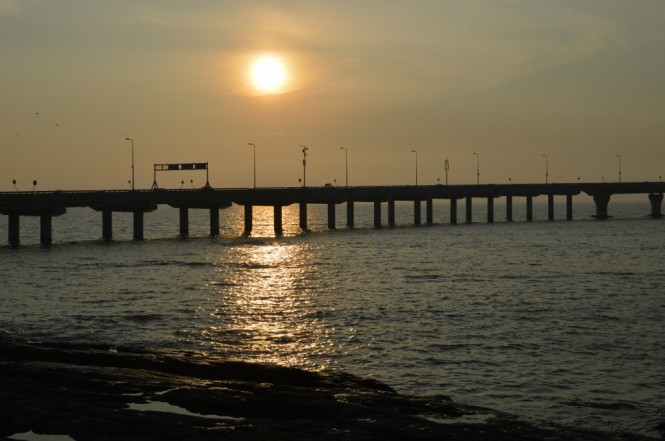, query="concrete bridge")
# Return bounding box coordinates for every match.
[1,182,663,246]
